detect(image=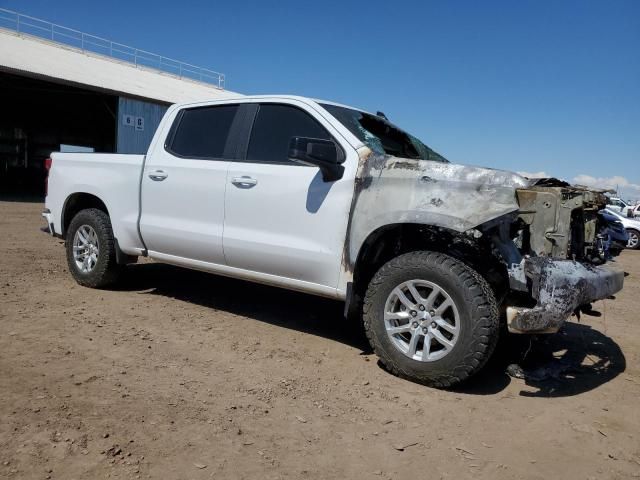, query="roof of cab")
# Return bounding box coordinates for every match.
[176,94,371,115]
